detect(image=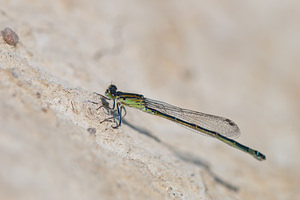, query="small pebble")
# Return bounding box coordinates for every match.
[1,27,19,46]
[87,128,96,135]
